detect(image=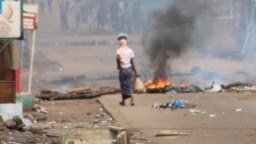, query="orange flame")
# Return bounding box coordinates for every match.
[178,82,187,88]
[145,77,172,90]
